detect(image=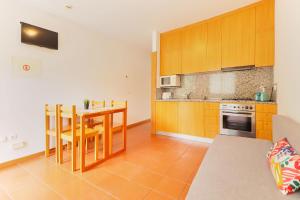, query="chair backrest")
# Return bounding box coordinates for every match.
[91,100,105,109]
[111,100,127,108]
[45,104,58,131]
[58,105,77,138]
[45,104,56,117]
